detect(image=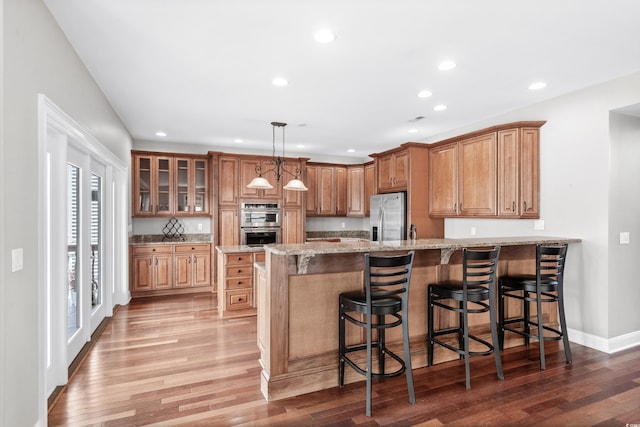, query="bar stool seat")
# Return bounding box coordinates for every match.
[339,251,415,417]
